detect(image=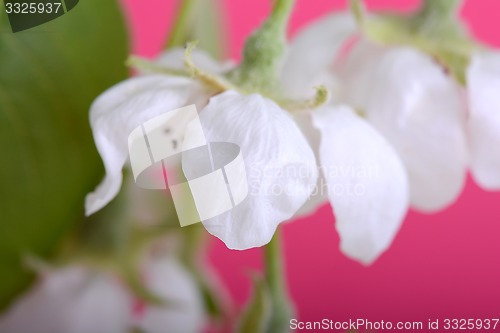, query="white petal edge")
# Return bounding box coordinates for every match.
[337,41,468,212]
[195,91,318,249]
[312,105,409,265]
[0,267,131,333]
[138,257,205,333]
[467,51,500,190]
[293,112,328,218]
[85,75,195,216]
[281,13,357,98]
